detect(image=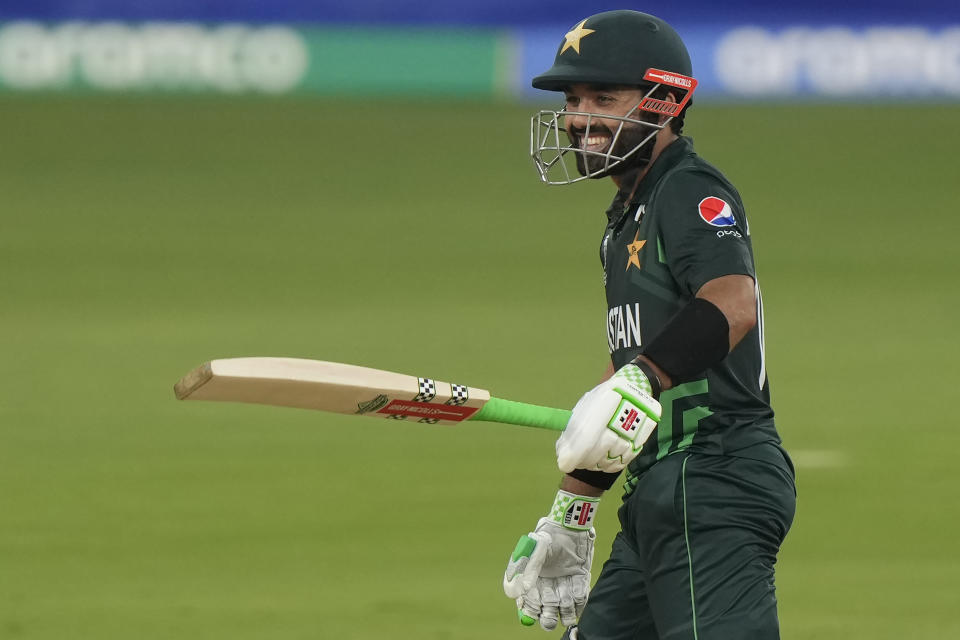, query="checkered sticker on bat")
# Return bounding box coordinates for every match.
[446,383,469,406]
[414,378,436,403]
